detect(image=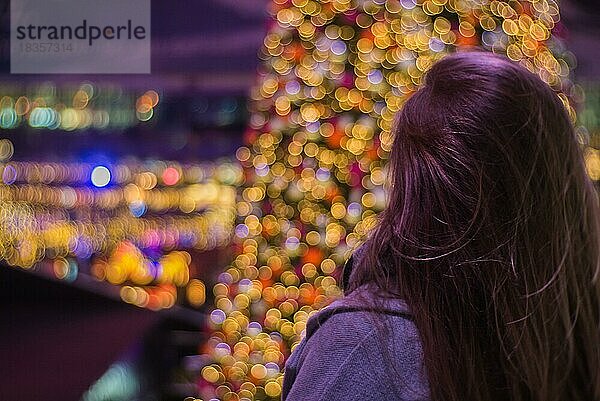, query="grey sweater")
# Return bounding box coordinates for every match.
[282,284,431,401]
